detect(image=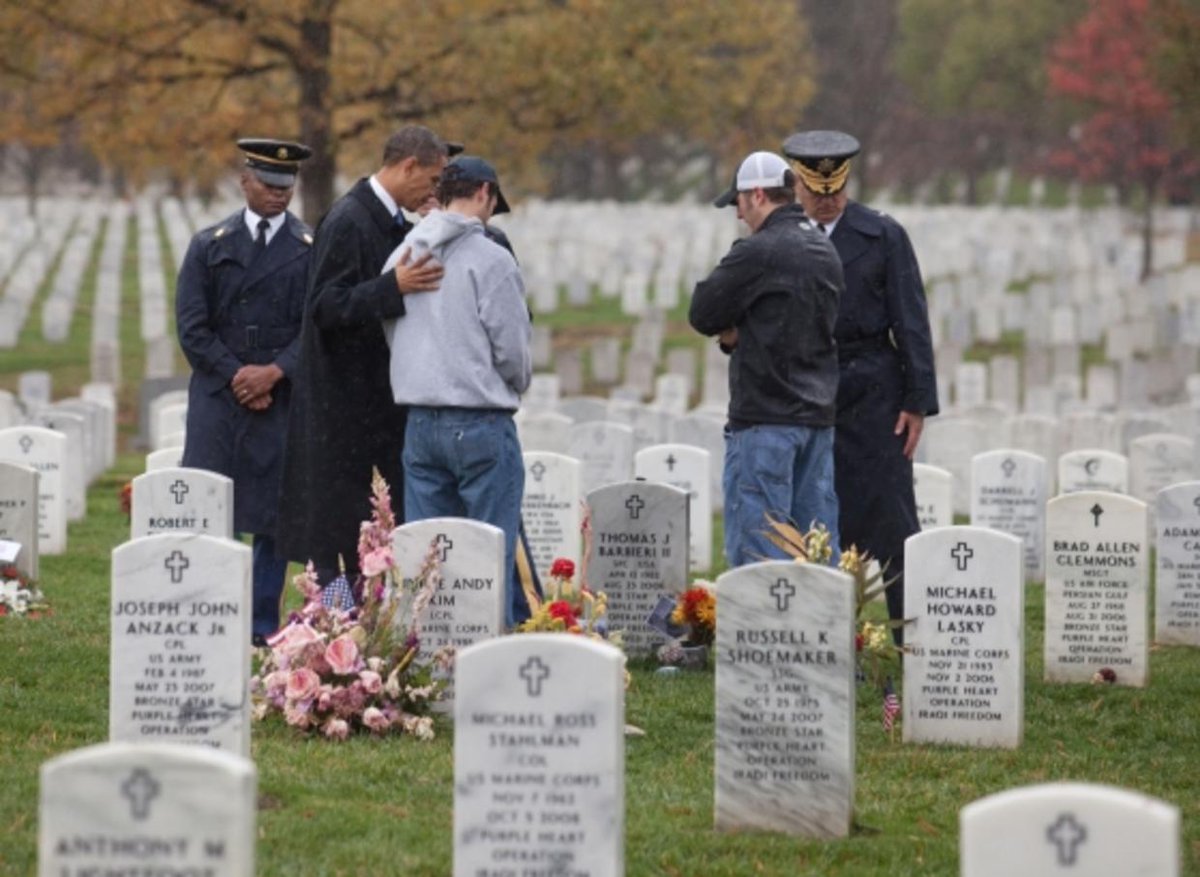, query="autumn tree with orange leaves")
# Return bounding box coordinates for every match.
[0,1,815,222]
